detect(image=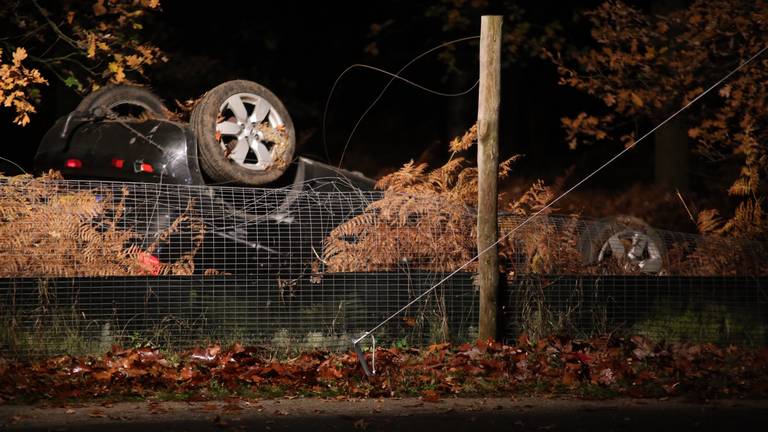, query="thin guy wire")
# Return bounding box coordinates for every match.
[323,35,480,167]
[0,156,28,175]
